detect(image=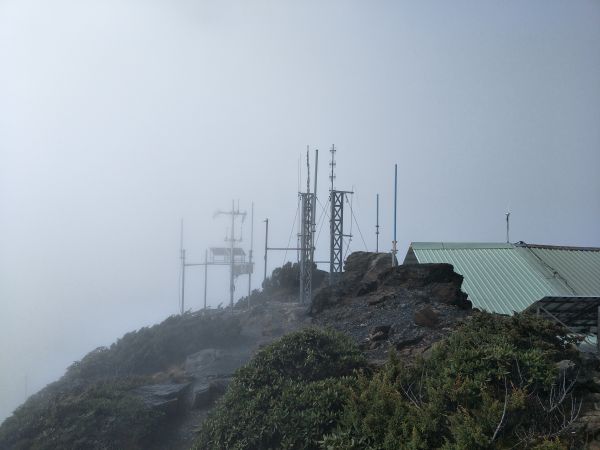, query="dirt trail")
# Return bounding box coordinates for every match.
[151,300,312,450]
